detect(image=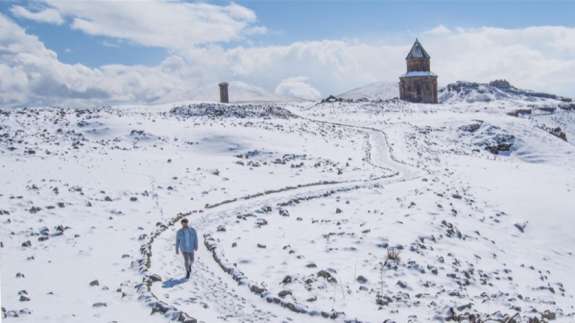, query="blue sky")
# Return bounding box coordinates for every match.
[245,1,575,41]
[2,0,574,67]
